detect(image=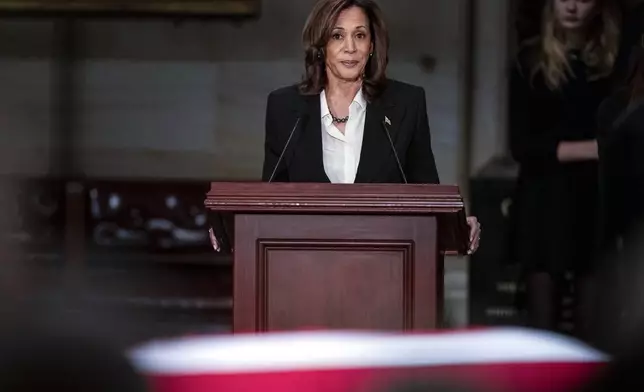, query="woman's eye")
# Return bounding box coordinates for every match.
[332,33,342,40]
